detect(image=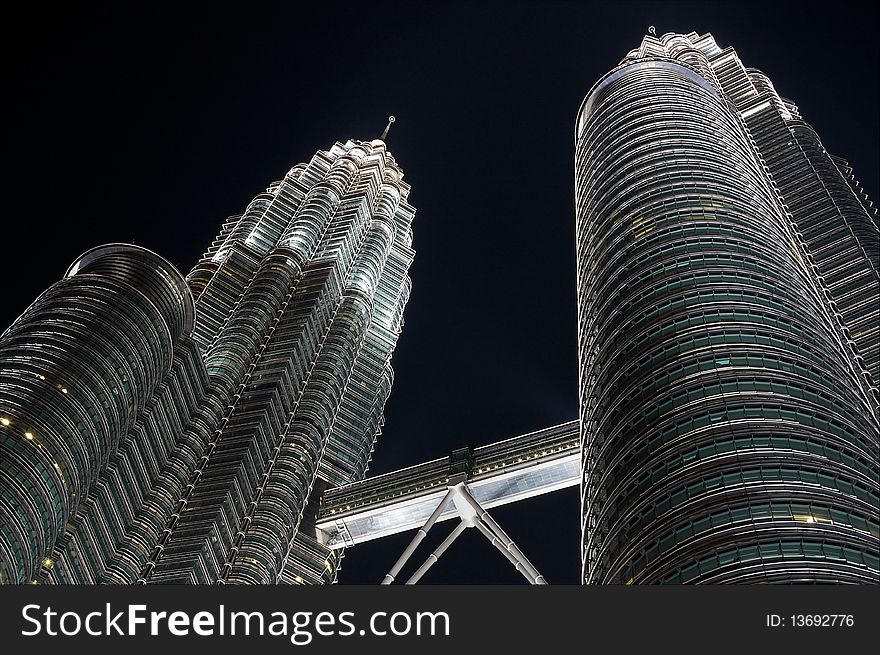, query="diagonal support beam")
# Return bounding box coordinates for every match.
[457,484,548,584]
[405,521,469,585]
[379,478,549,584]
[381,488,454,584]
[473,518,537,584]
